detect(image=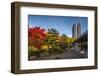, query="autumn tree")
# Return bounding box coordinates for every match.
[45,28,62,54]
[28,26,47,49]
